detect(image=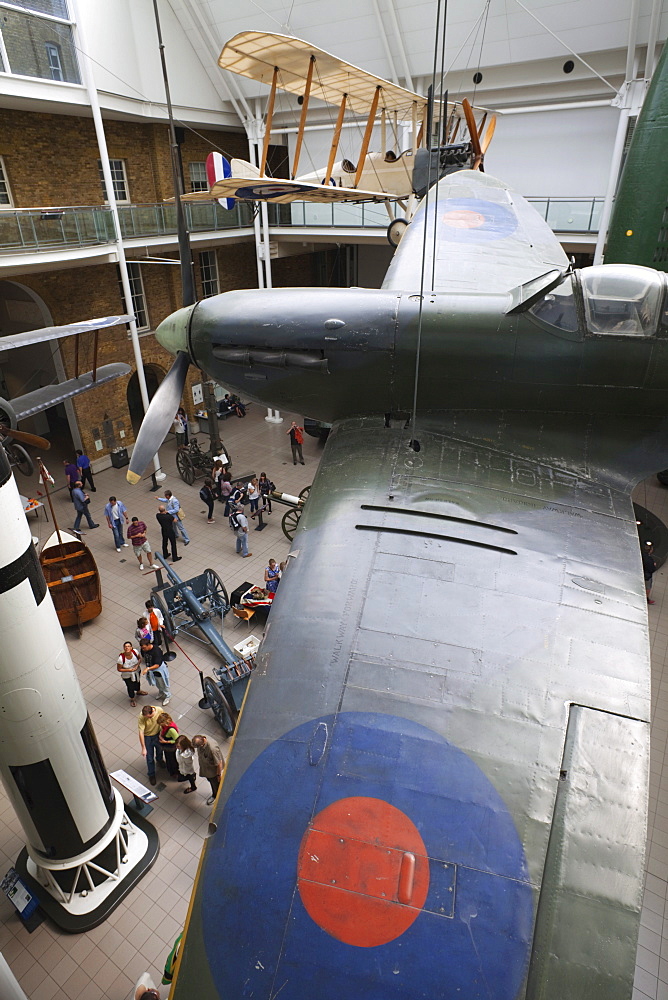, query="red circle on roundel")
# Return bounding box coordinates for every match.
[443,208,486,229]
[297,796,430,948]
